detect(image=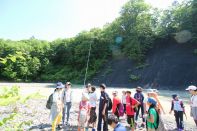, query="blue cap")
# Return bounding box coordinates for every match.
[147,97,157,105]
